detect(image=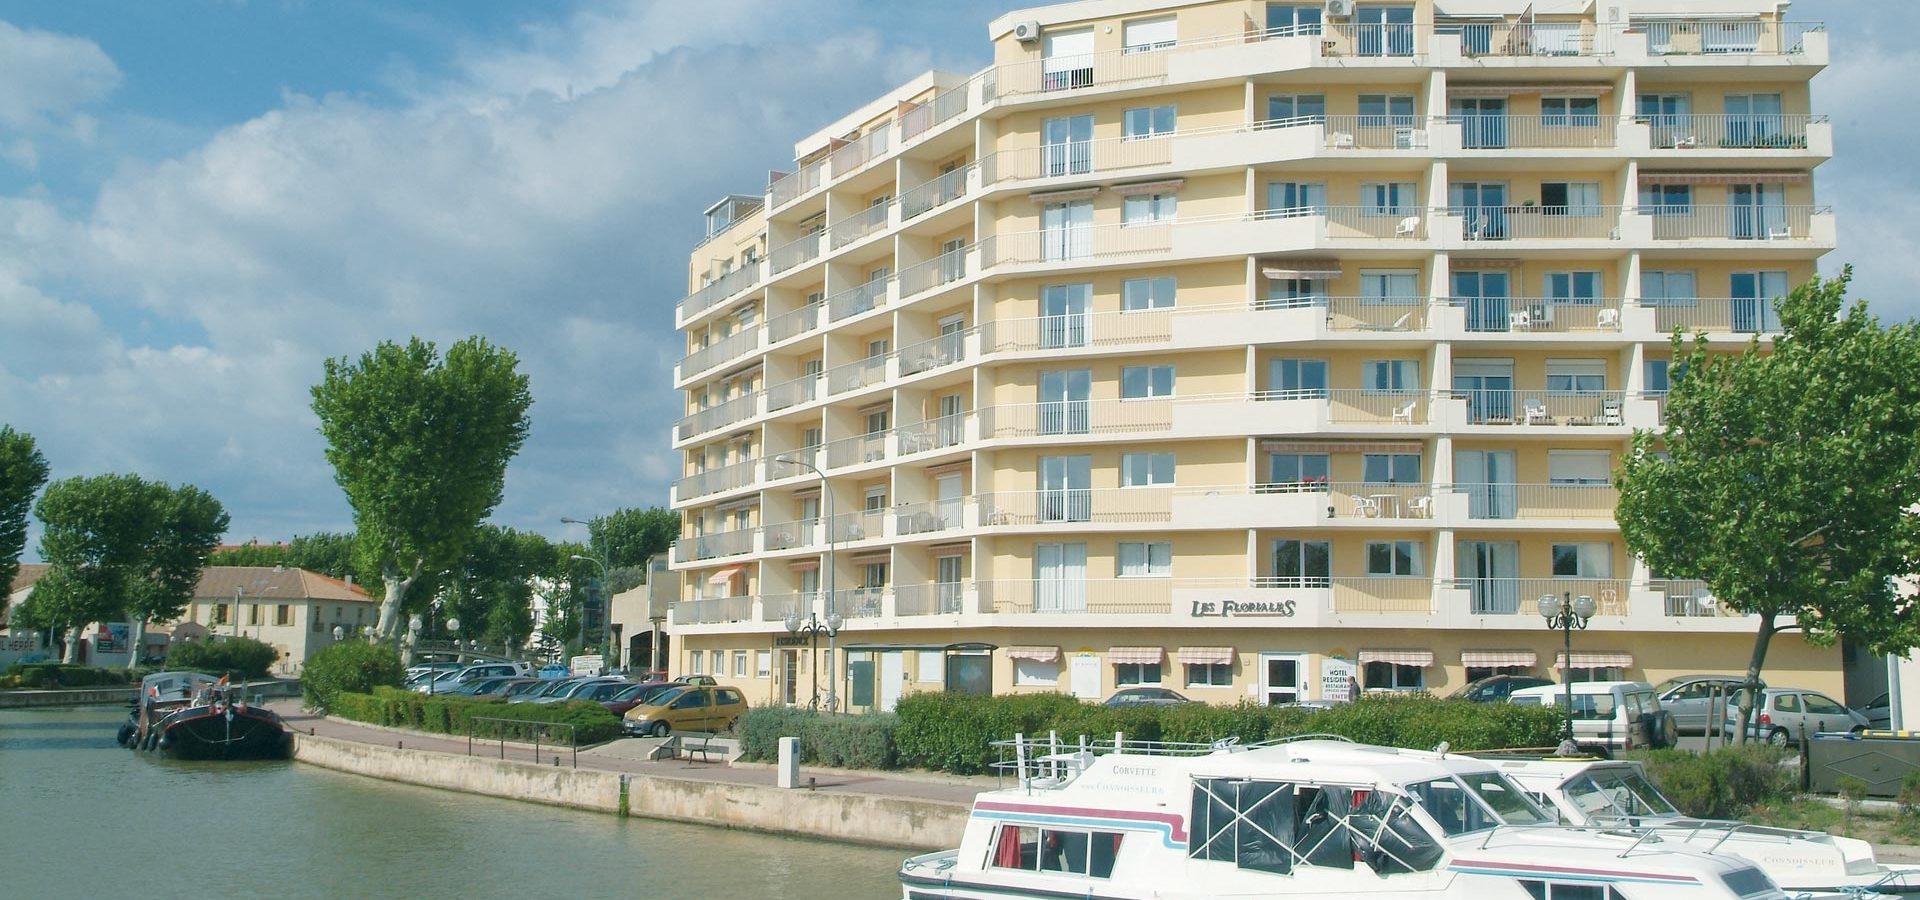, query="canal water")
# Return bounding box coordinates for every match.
[0,706,908,899]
